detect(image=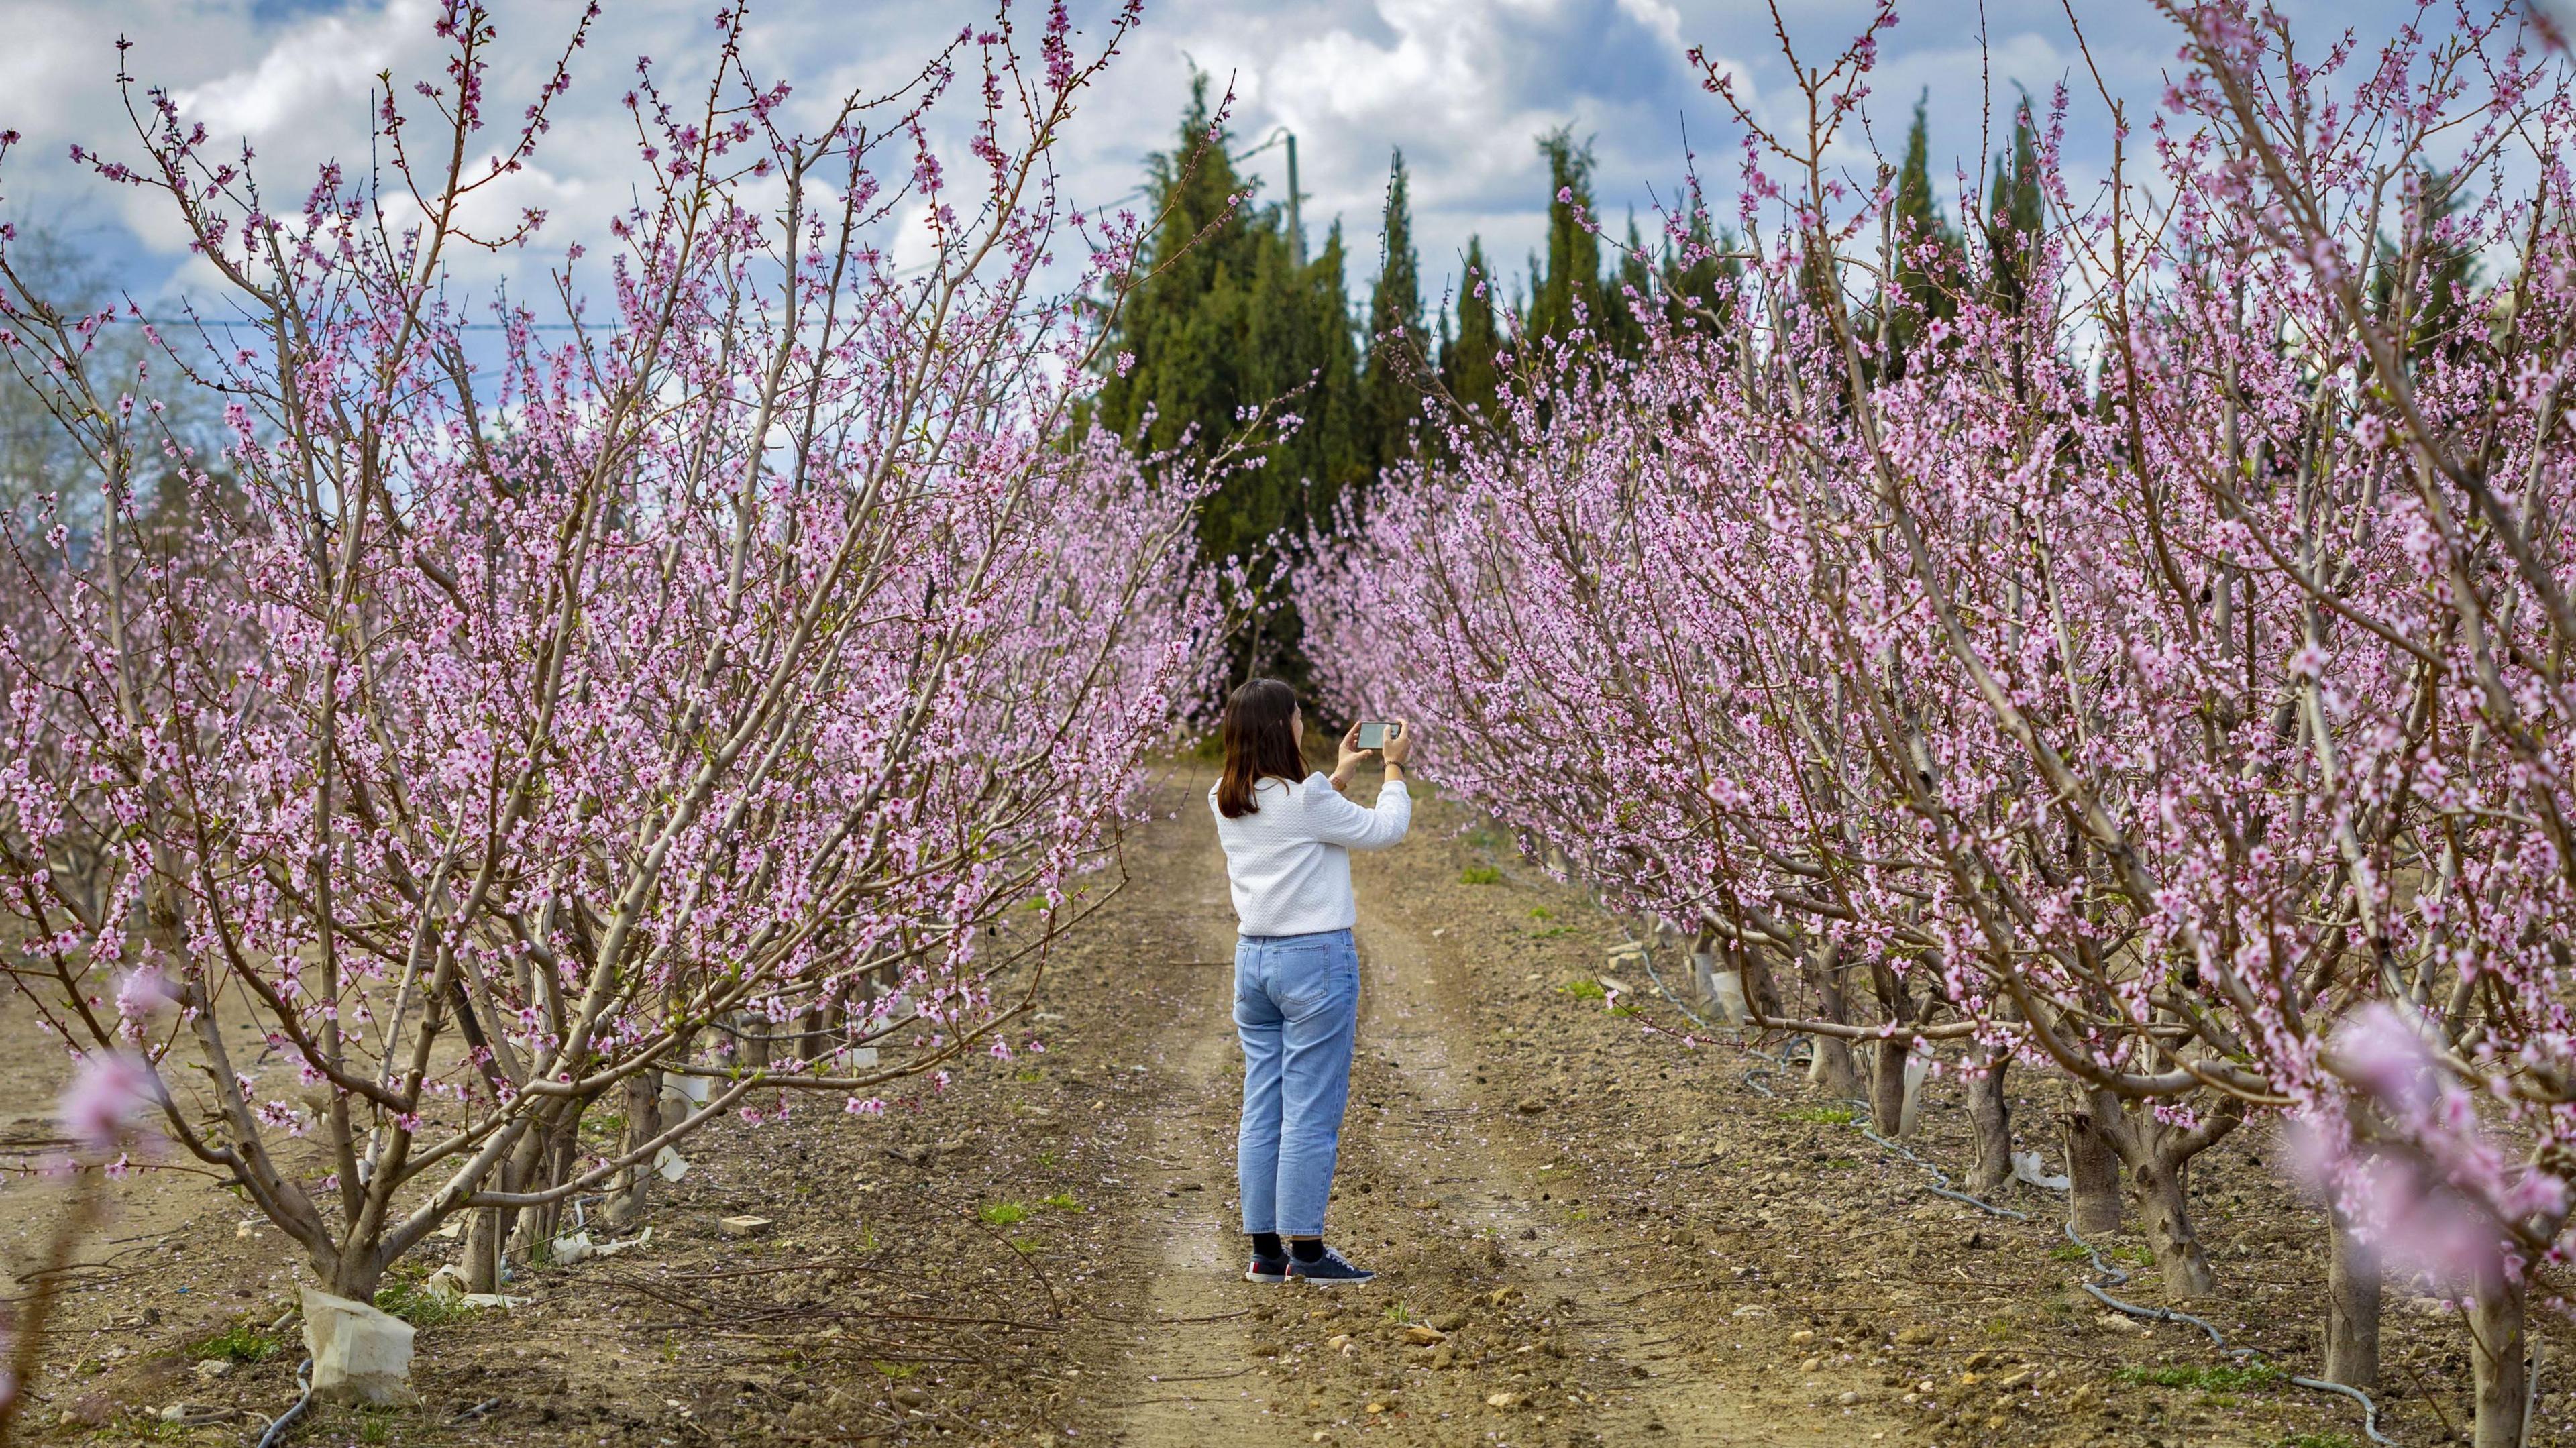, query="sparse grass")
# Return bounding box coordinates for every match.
[2281,1433,2360,1448]
[1607,1002,1641,1017]
[1034,1149,1060,1168]
[358,1414,393,1445]
[874,1360,920,1379]
[1559,979,1608,1002]
[1039,1192,1081,1211]
[1012,1067,1043,1082]
[193,1323,280,1364]
[1982,1318,2017,1339]
[1527,906,1553,920]
[1784,1105,1855,1125]
[373,1279,467,1329]
[2110,1244,2155,1268]
[977,1201,1030,1227]
[1530,925,1578,938]
[2112,1363,2280,1392]
[1382,1302,1412,1324]
[2047,1245,2092,1262]
[1009,1236,1042,1256]
[1817,1157,1859,1171]
[1460,865,1503,885]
